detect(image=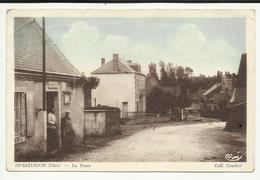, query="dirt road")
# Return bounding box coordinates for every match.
[64,122,246,162]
